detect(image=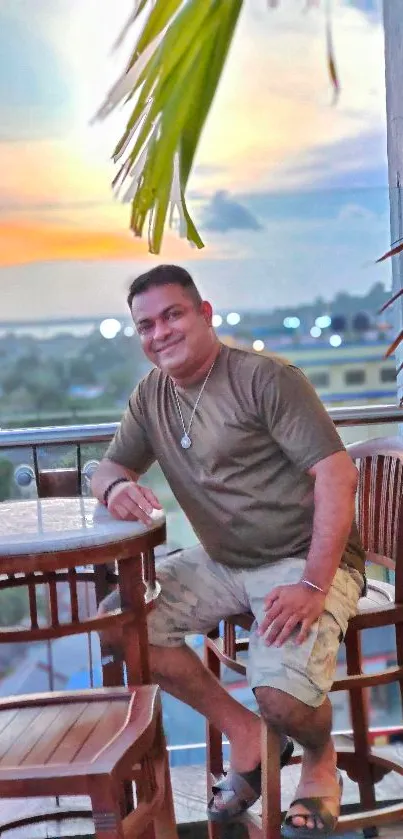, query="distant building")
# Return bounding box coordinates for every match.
[224,335,397,407]
[276,339,396,407]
